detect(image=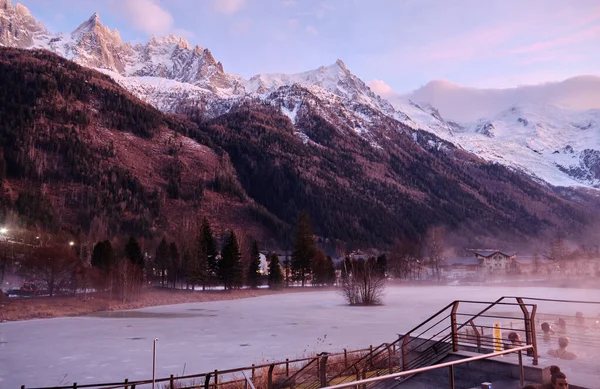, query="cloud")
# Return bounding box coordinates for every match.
[305,25,318,36]
[282,0,297,7]
[212,0,246,15]
[367,80,395,96]
[287,18,299,29]
[112,0,173,35]
[510,25,600,55]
